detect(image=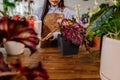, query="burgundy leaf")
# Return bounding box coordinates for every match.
[11,59,49,80]
[0,52,11,72]
[61,19,90,50]
[0,17,39,53]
